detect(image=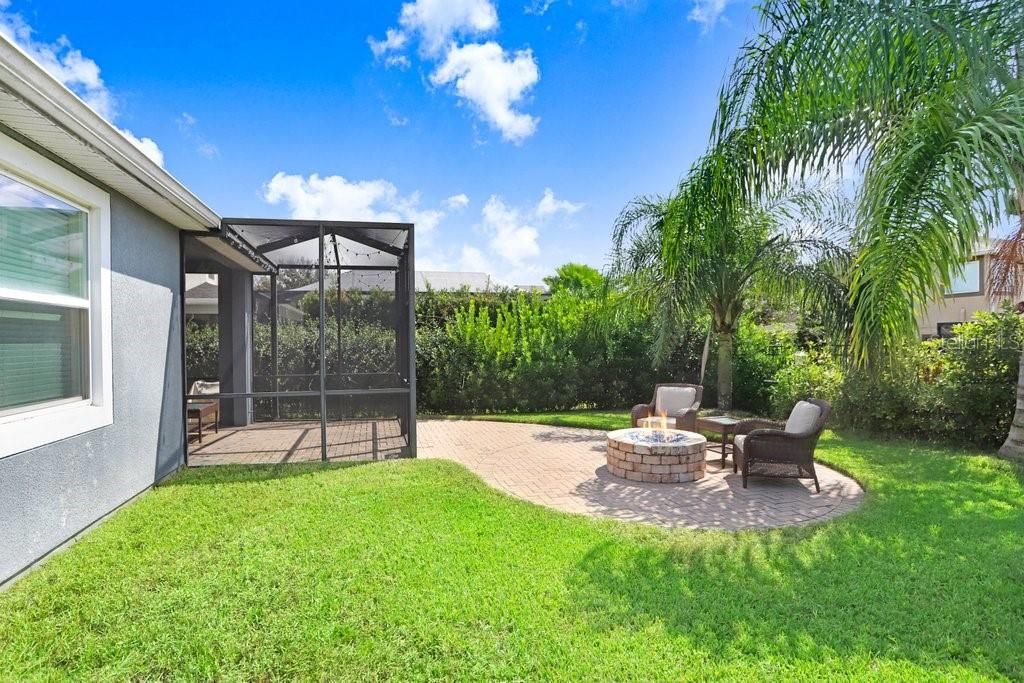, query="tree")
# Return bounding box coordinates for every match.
[710,0,1024,454]
[612,145,848,410]
[543,262,605,297]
